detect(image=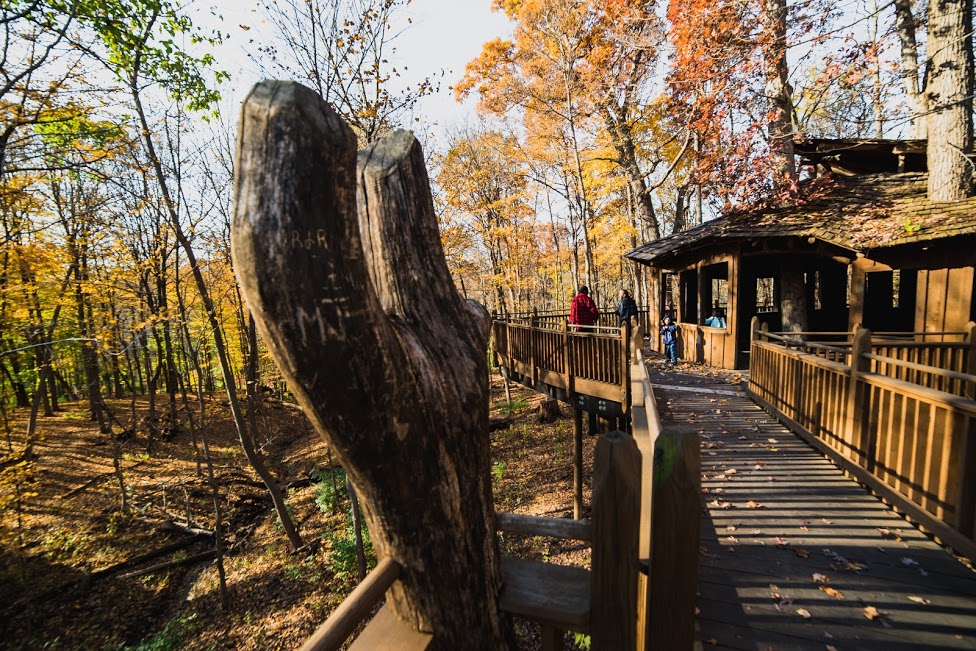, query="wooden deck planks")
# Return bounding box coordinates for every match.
[648,361,976,651]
